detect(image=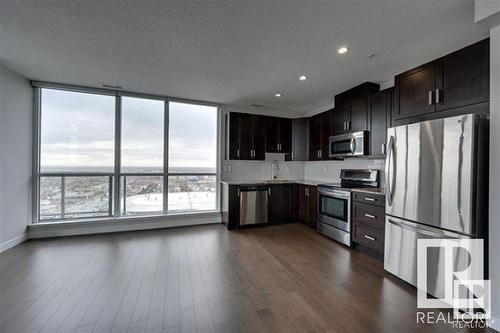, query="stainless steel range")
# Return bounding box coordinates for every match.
[317,169,379,246]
